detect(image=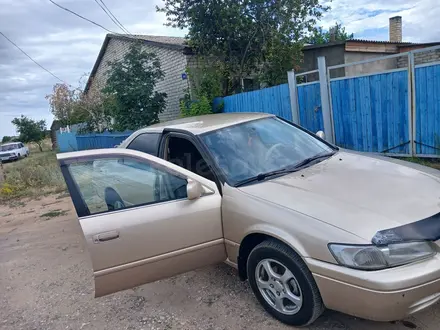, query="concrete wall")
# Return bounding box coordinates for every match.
[344,52,398,77]
[301,44,345,79]
[89,38,189,122]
